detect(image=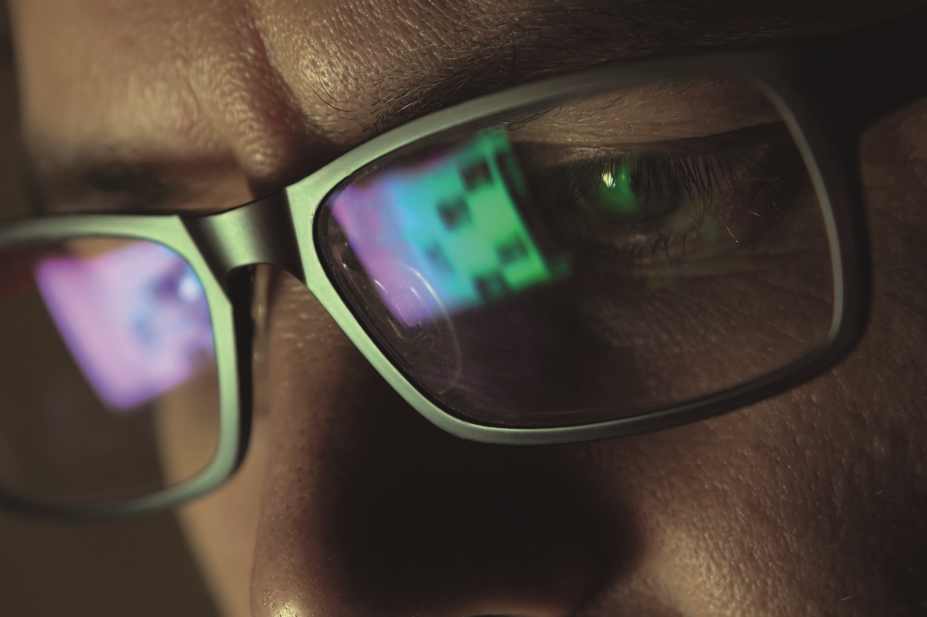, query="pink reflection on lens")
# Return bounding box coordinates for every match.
[34,242,215,412]
[331,178,446,327]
